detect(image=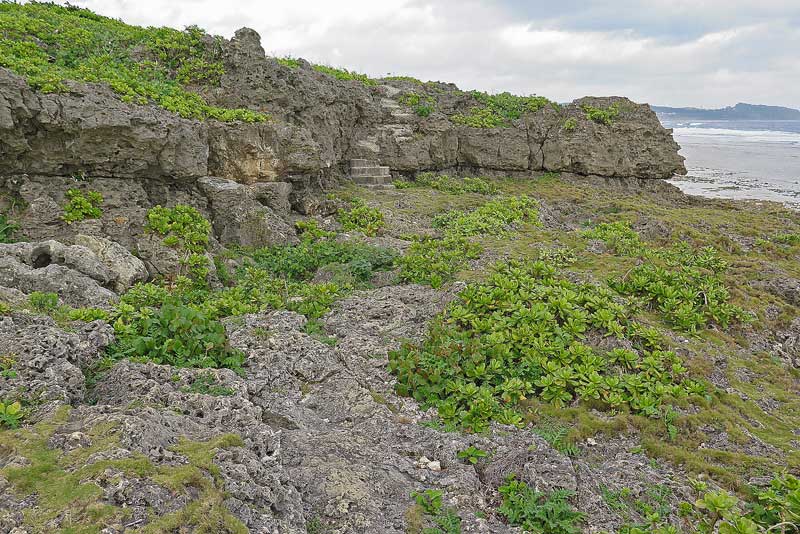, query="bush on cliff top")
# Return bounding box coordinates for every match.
[0,2,266,122]
[451,91,555,128]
